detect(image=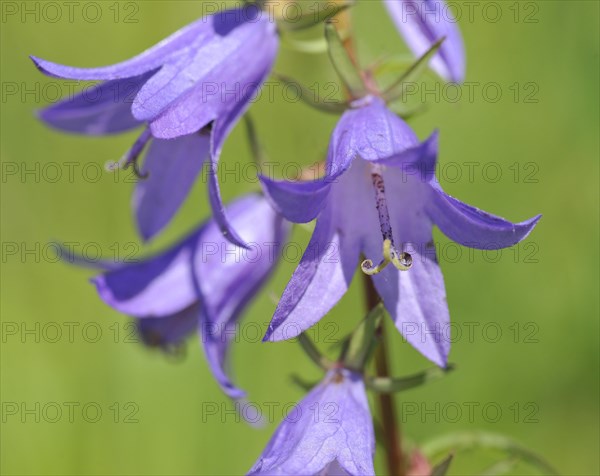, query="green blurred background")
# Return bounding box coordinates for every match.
[1,1,598,474]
